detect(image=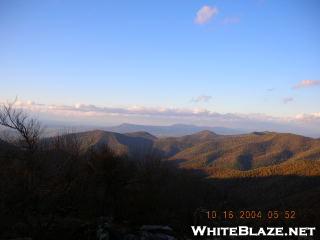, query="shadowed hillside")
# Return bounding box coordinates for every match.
[60,129,320,177]
[44,130,156,158]
[1,136,320,239]
[157,131,320,173]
